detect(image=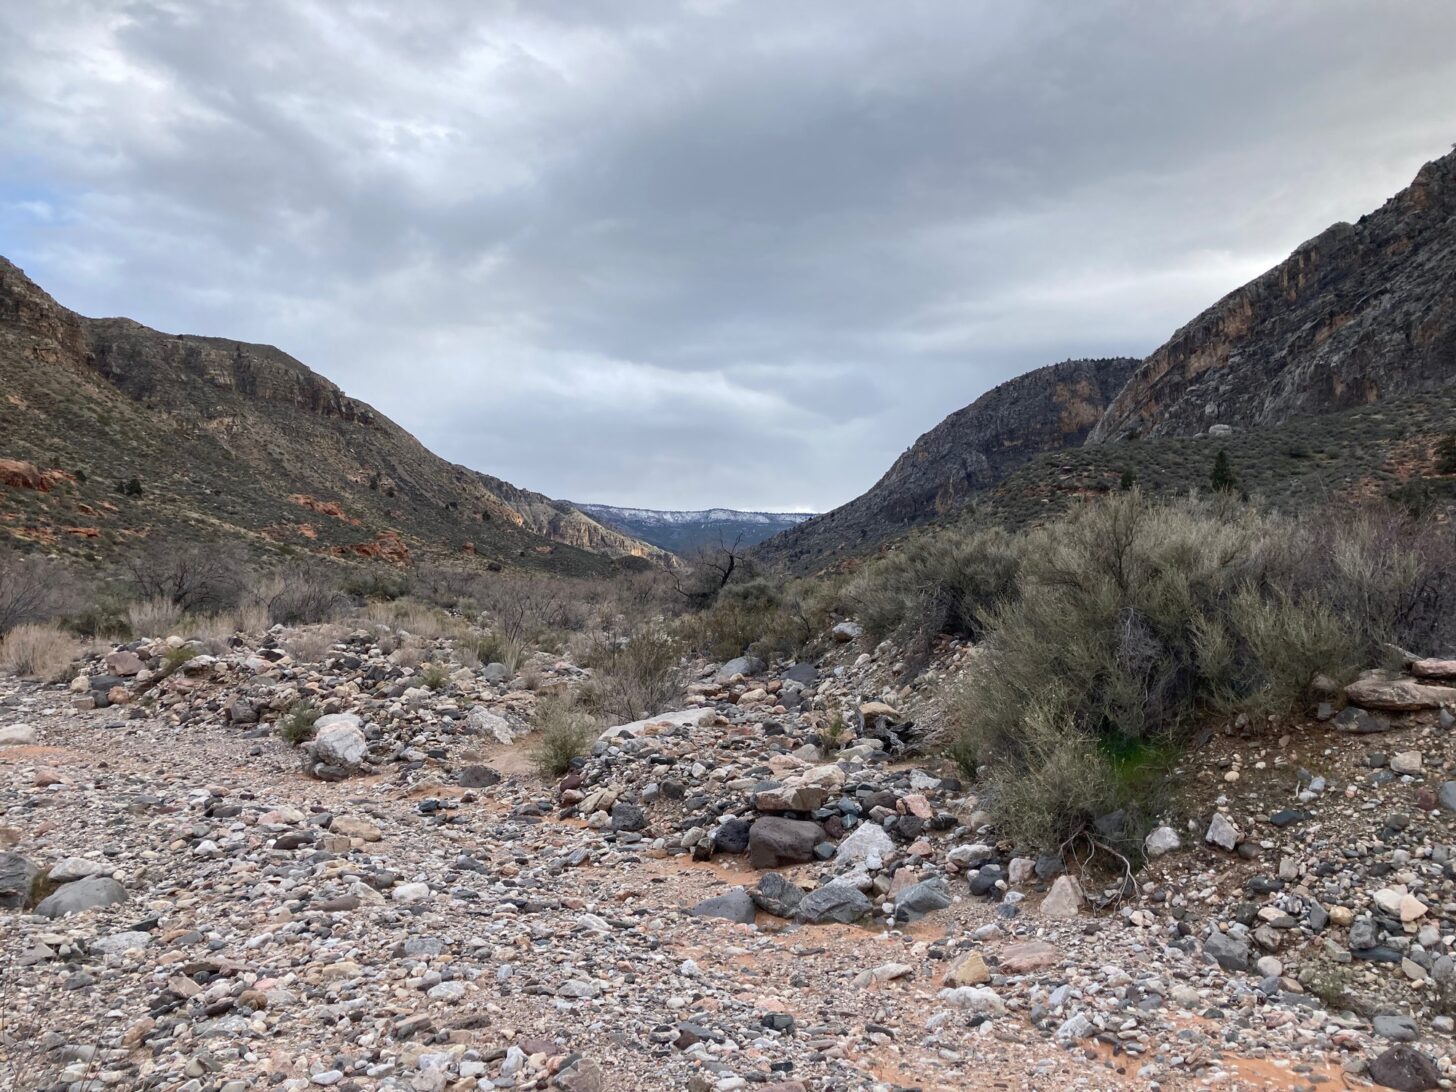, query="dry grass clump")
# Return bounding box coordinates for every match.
[285,626,342,664]
[390,637,426,670]
[529,693,598,777]
[0,623,81,682]
[519,661,544,691]
[126,596,182,638]
[468,631,525,673]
